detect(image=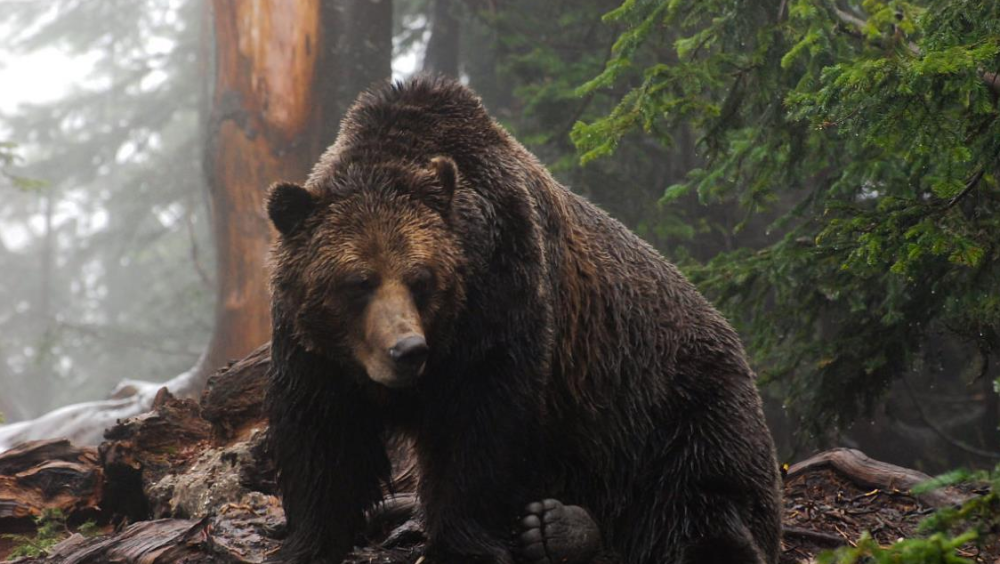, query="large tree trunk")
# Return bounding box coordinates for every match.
[0,0,393,451]
[462,2,514,117]
[194,0,328,389]
[325,0,394,123]
[423,0,460,77]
